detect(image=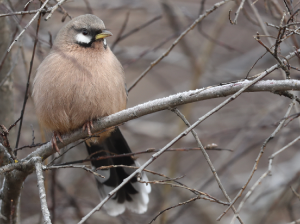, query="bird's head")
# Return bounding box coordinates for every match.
[54,14,113,49]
